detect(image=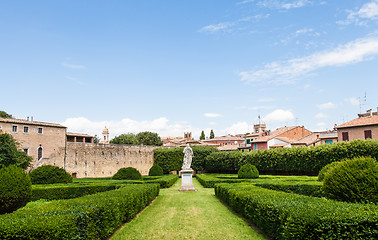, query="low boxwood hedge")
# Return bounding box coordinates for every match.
[0,184,159,240]
[215,183,378,240]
